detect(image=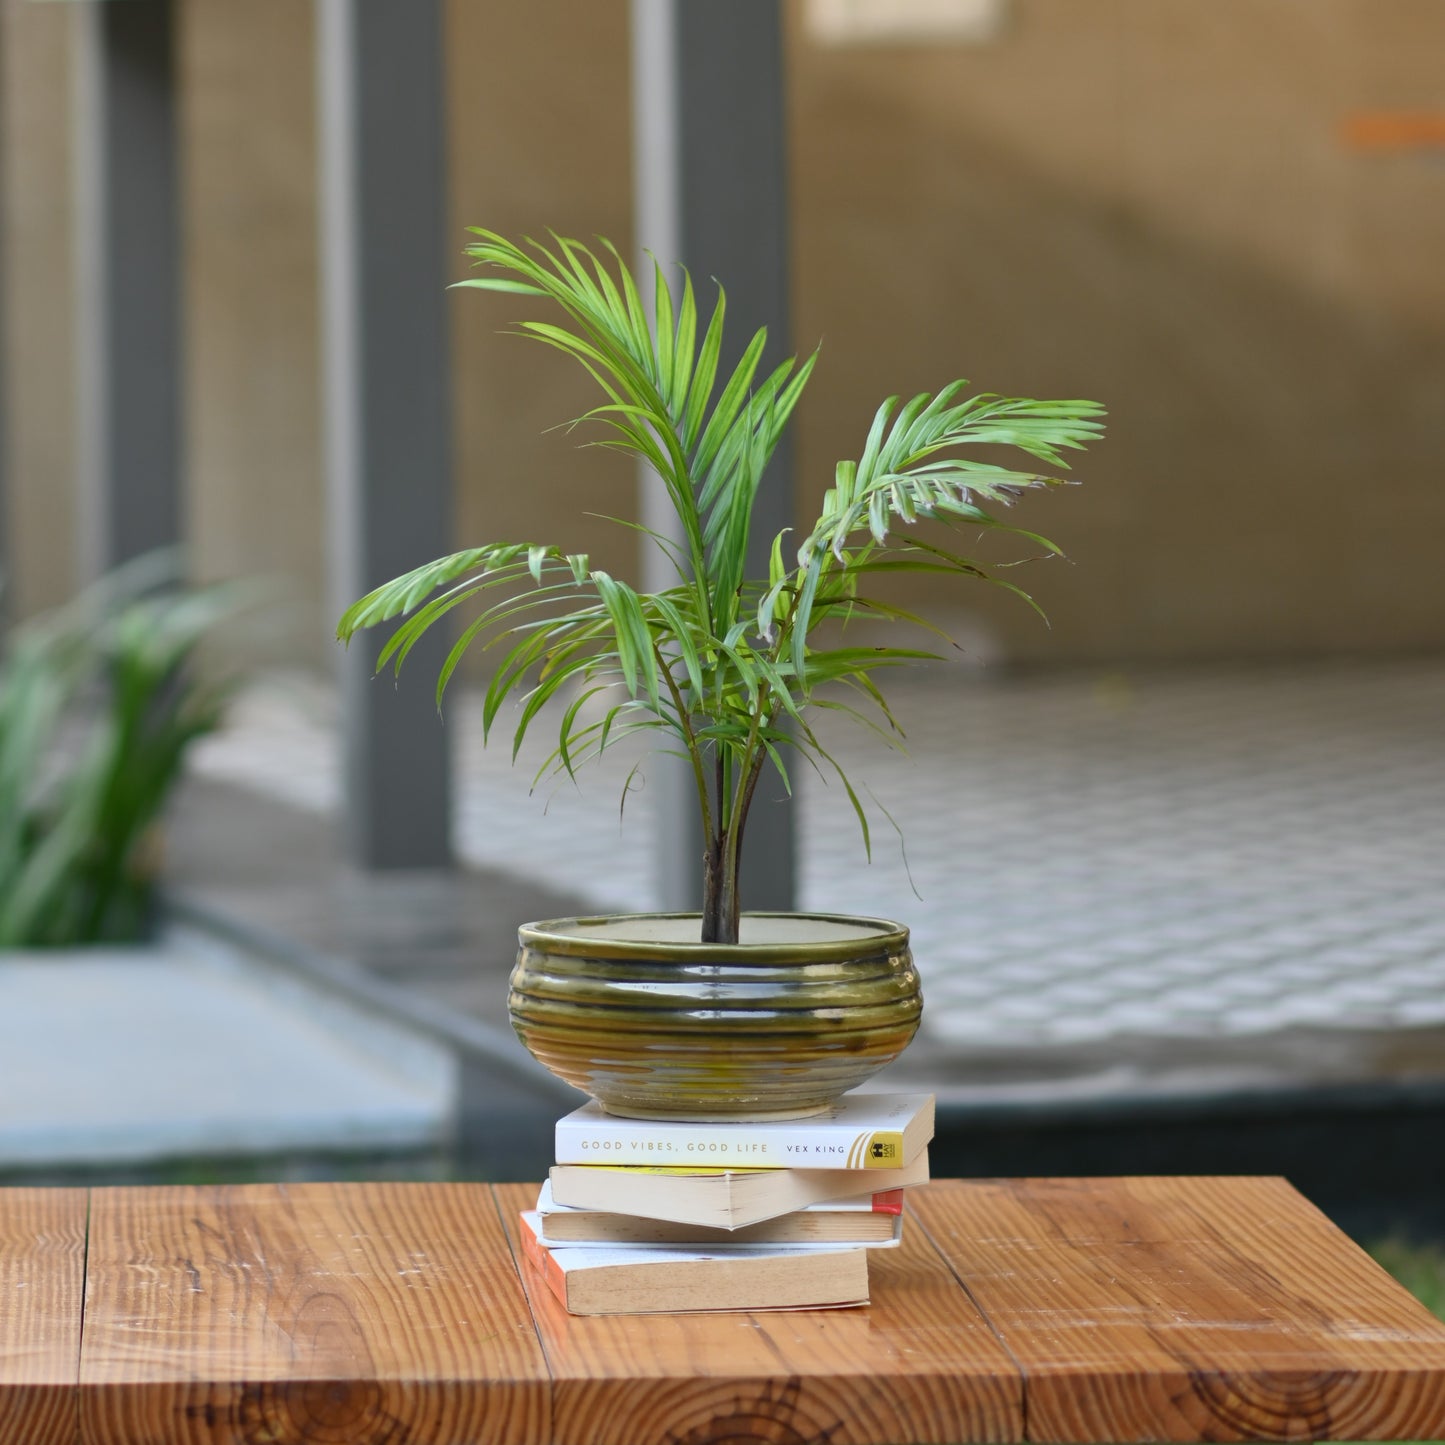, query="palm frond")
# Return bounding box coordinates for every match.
[344,228,1105,942]
[800,390,1105,567]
